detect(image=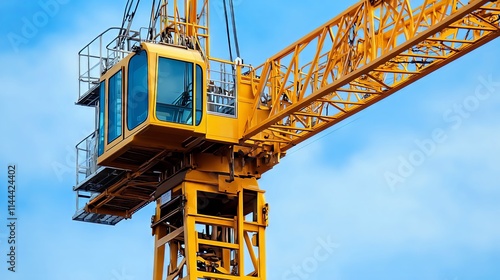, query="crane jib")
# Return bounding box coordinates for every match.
[242,0,500,152]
